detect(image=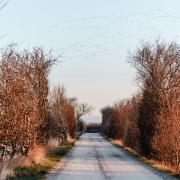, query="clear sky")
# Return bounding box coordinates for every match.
[1,0,180,120]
